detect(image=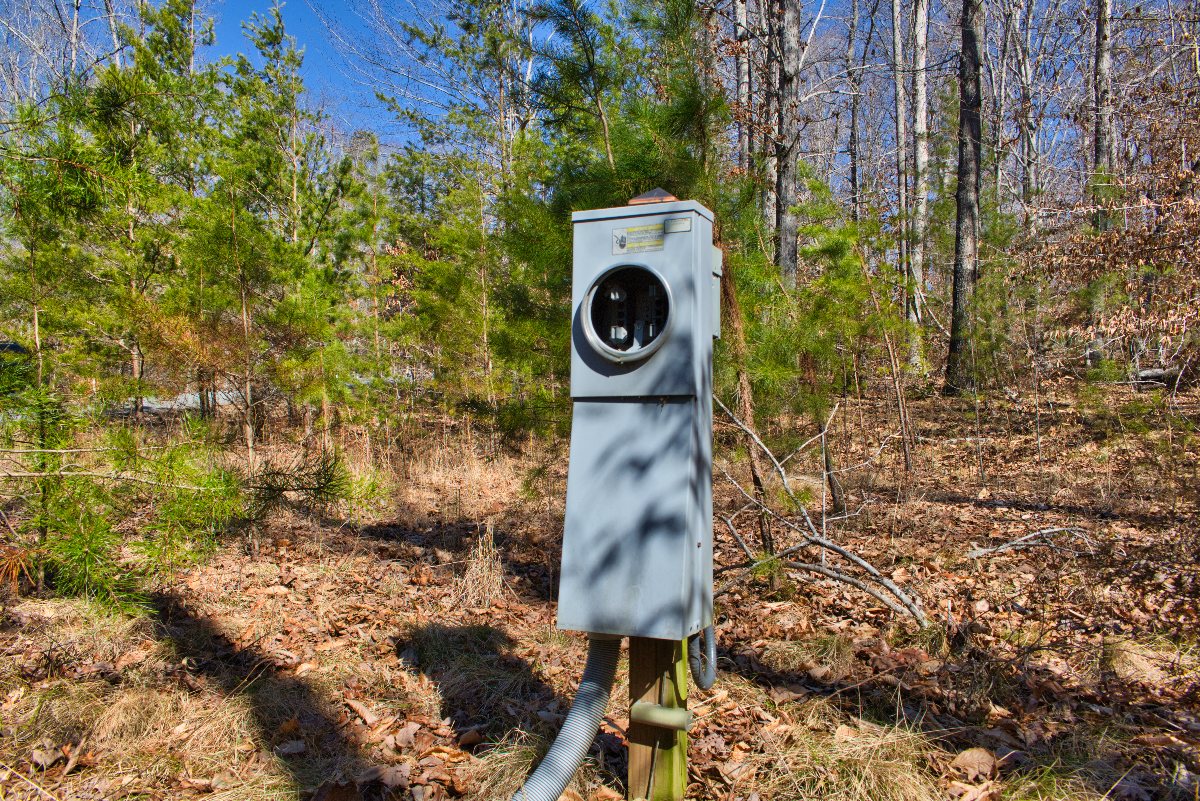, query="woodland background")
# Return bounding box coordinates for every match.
[0,0,1198,797]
